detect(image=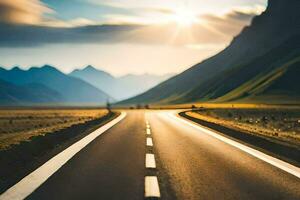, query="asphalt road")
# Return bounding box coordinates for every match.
[3,111,300,199]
